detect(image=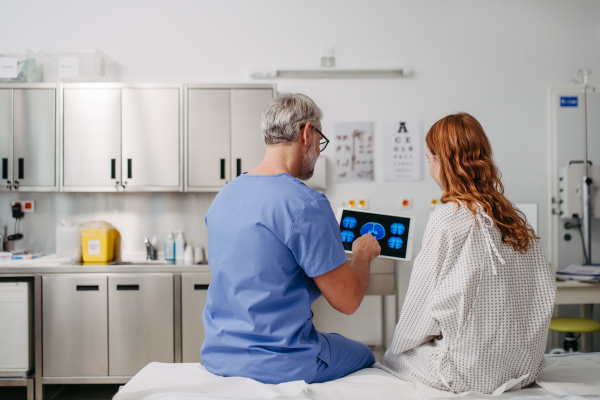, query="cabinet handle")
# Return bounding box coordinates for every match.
[77,285,99,291]
[220,159,225,180]
[117,284,139,291]
[2,158,7,180]
[236,158,241,177]
[127,159,132,179]
[111,159,116,179]
[18,158,24,179]
[194,284,209,290]
[6,180,11,191]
